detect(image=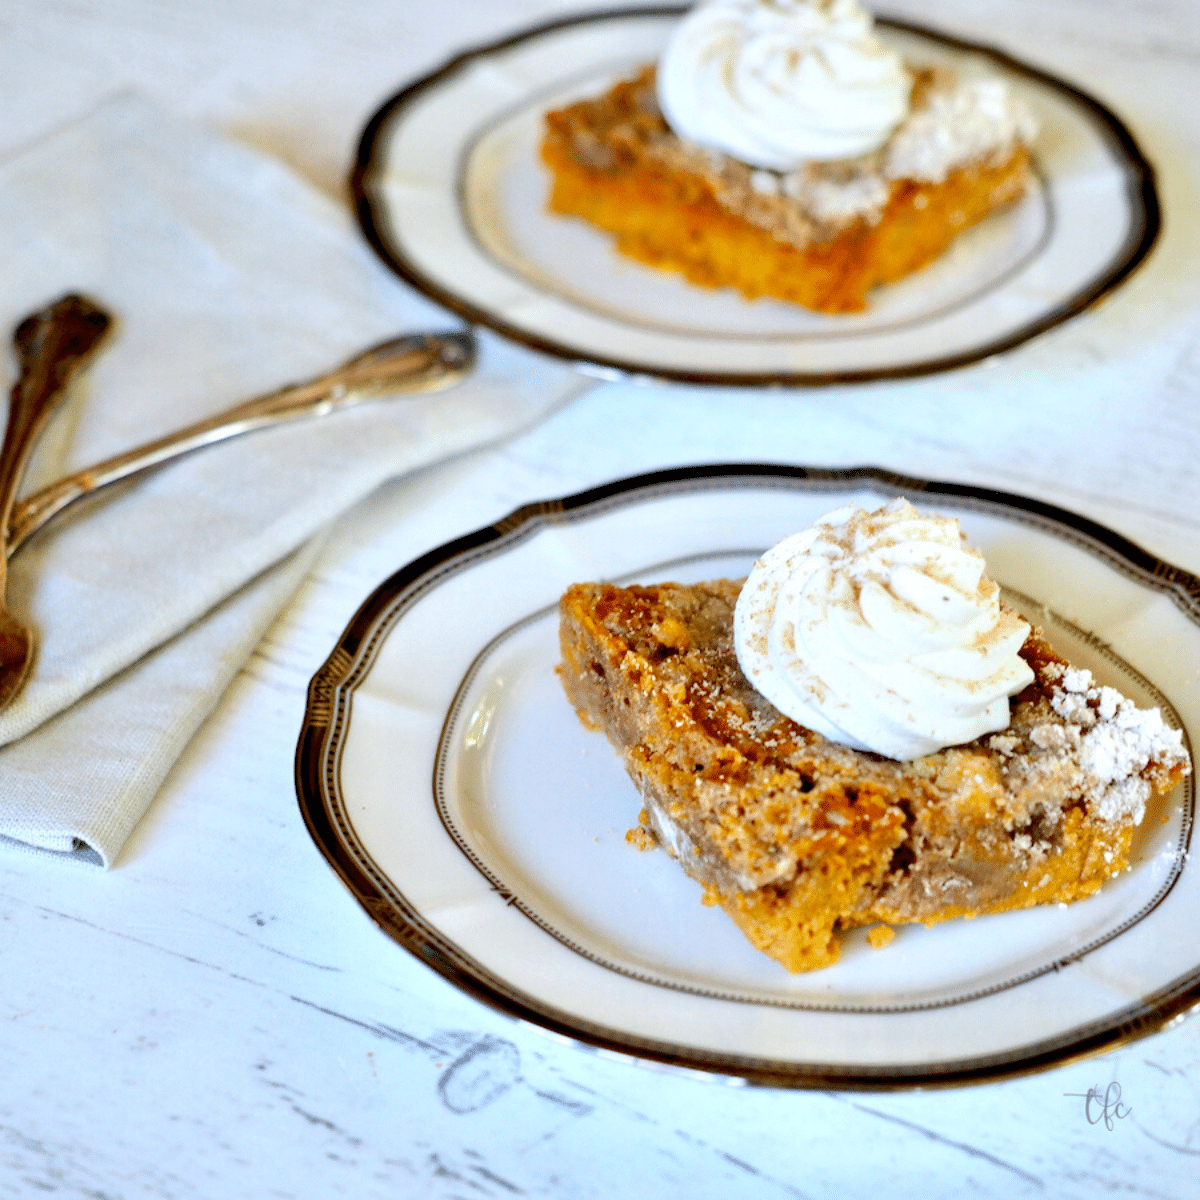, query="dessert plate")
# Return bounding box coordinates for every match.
[296,466,1199,1090]
[352,8,1159,386]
